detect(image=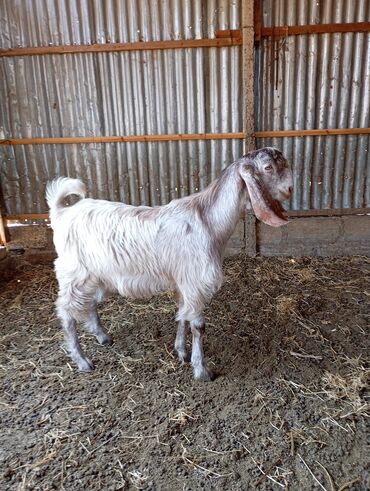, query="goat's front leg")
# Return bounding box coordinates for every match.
[175,320,190,362]
[190,317,215,381]
[84,305,113,346]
